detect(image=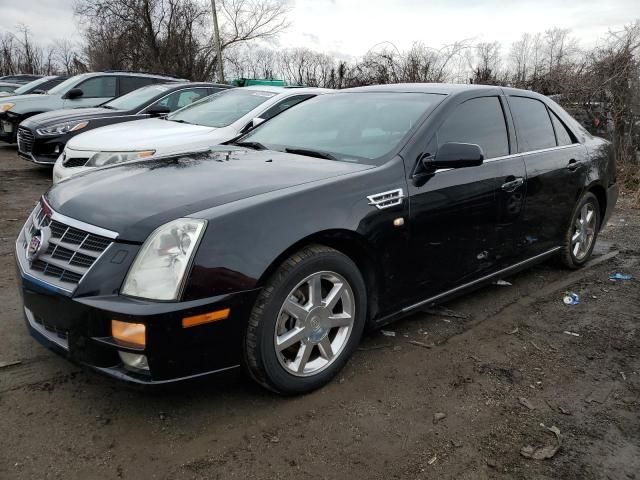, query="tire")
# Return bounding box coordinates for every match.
[244,244,366,395]
[559,192,601,269]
